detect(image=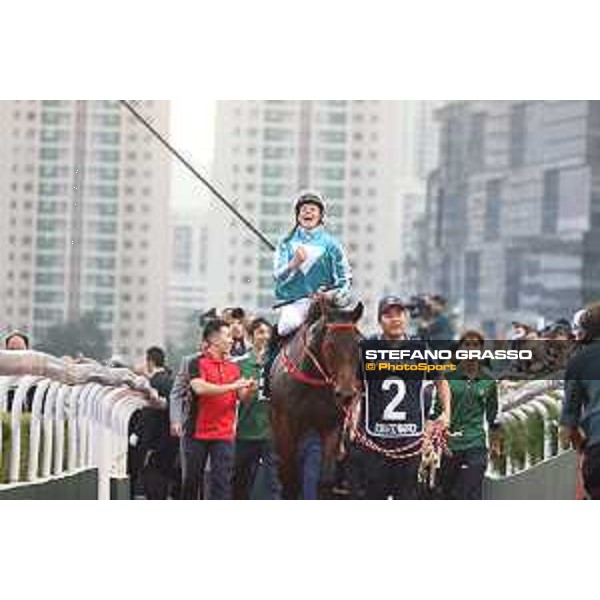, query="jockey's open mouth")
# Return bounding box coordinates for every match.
[299,217,320,229]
